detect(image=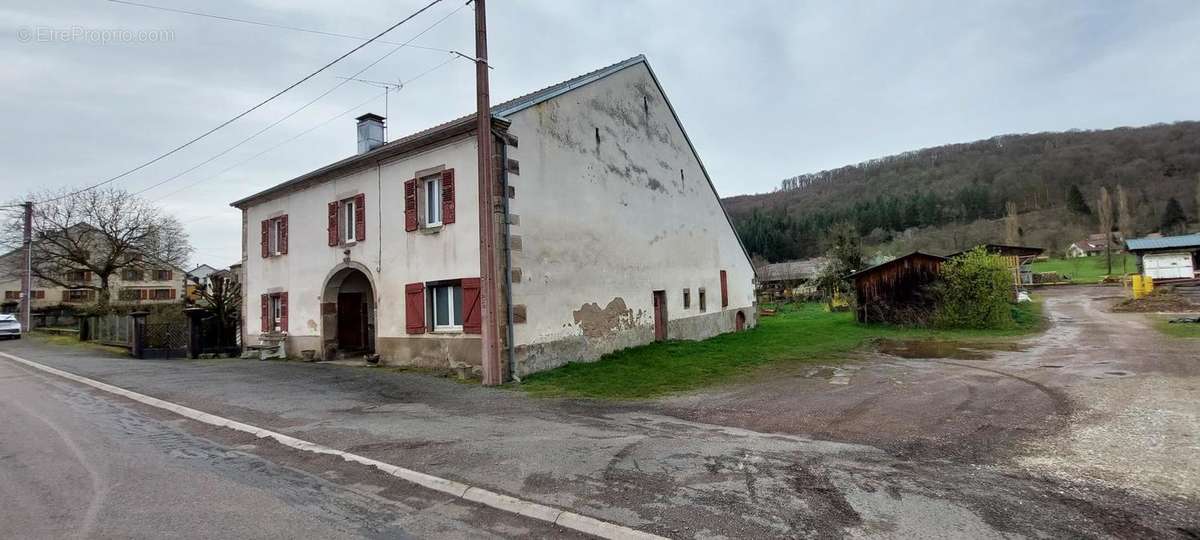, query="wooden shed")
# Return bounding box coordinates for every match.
[848,252,947,324]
